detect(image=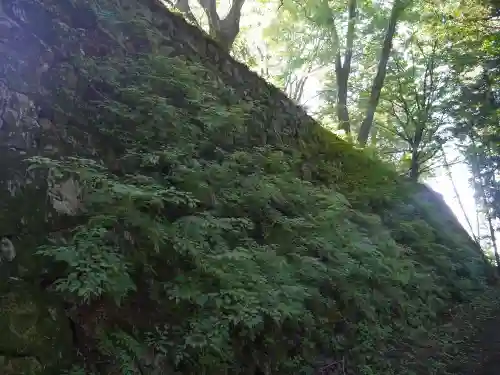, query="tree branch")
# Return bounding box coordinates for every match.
[174,0,201,27]
[198,0,246,50]
[198,0,220,28]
